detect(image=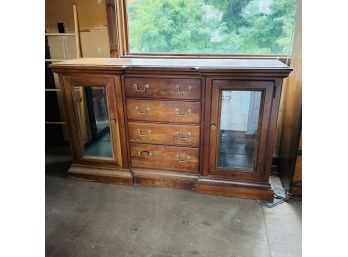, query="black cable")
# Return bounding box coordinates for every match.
[273,186,302,204]
[256,186,301,208]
